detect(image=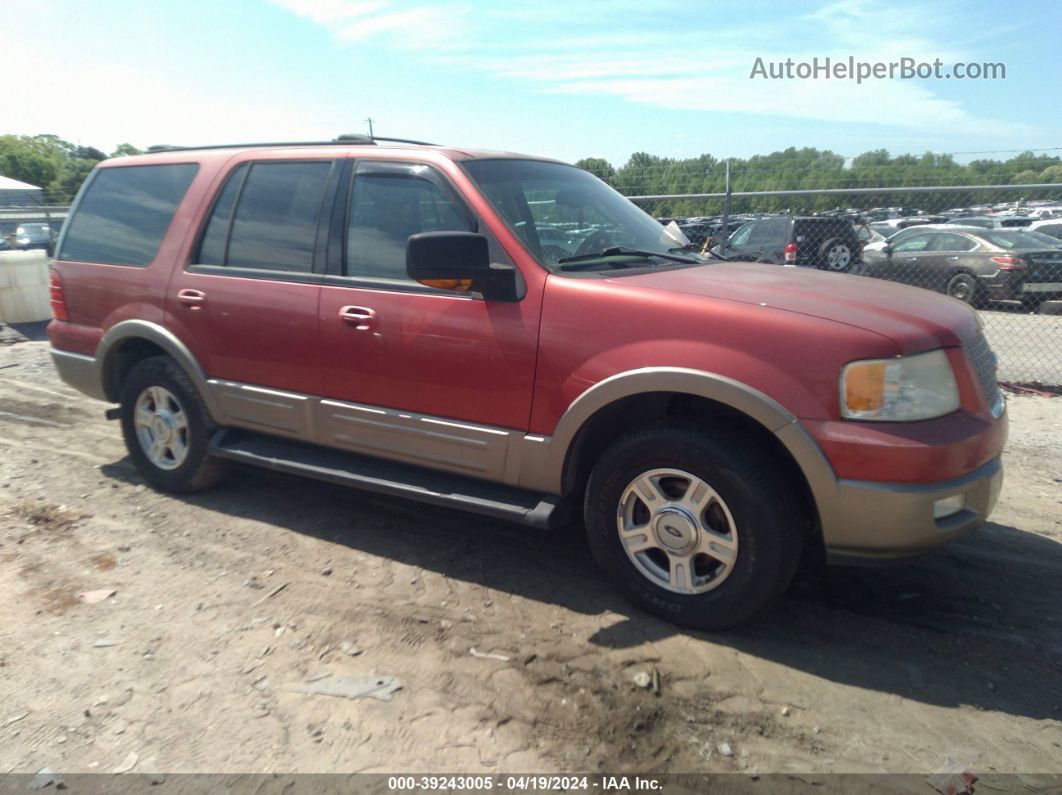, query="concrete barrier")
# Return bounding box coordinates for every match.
[0,250,52,323]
